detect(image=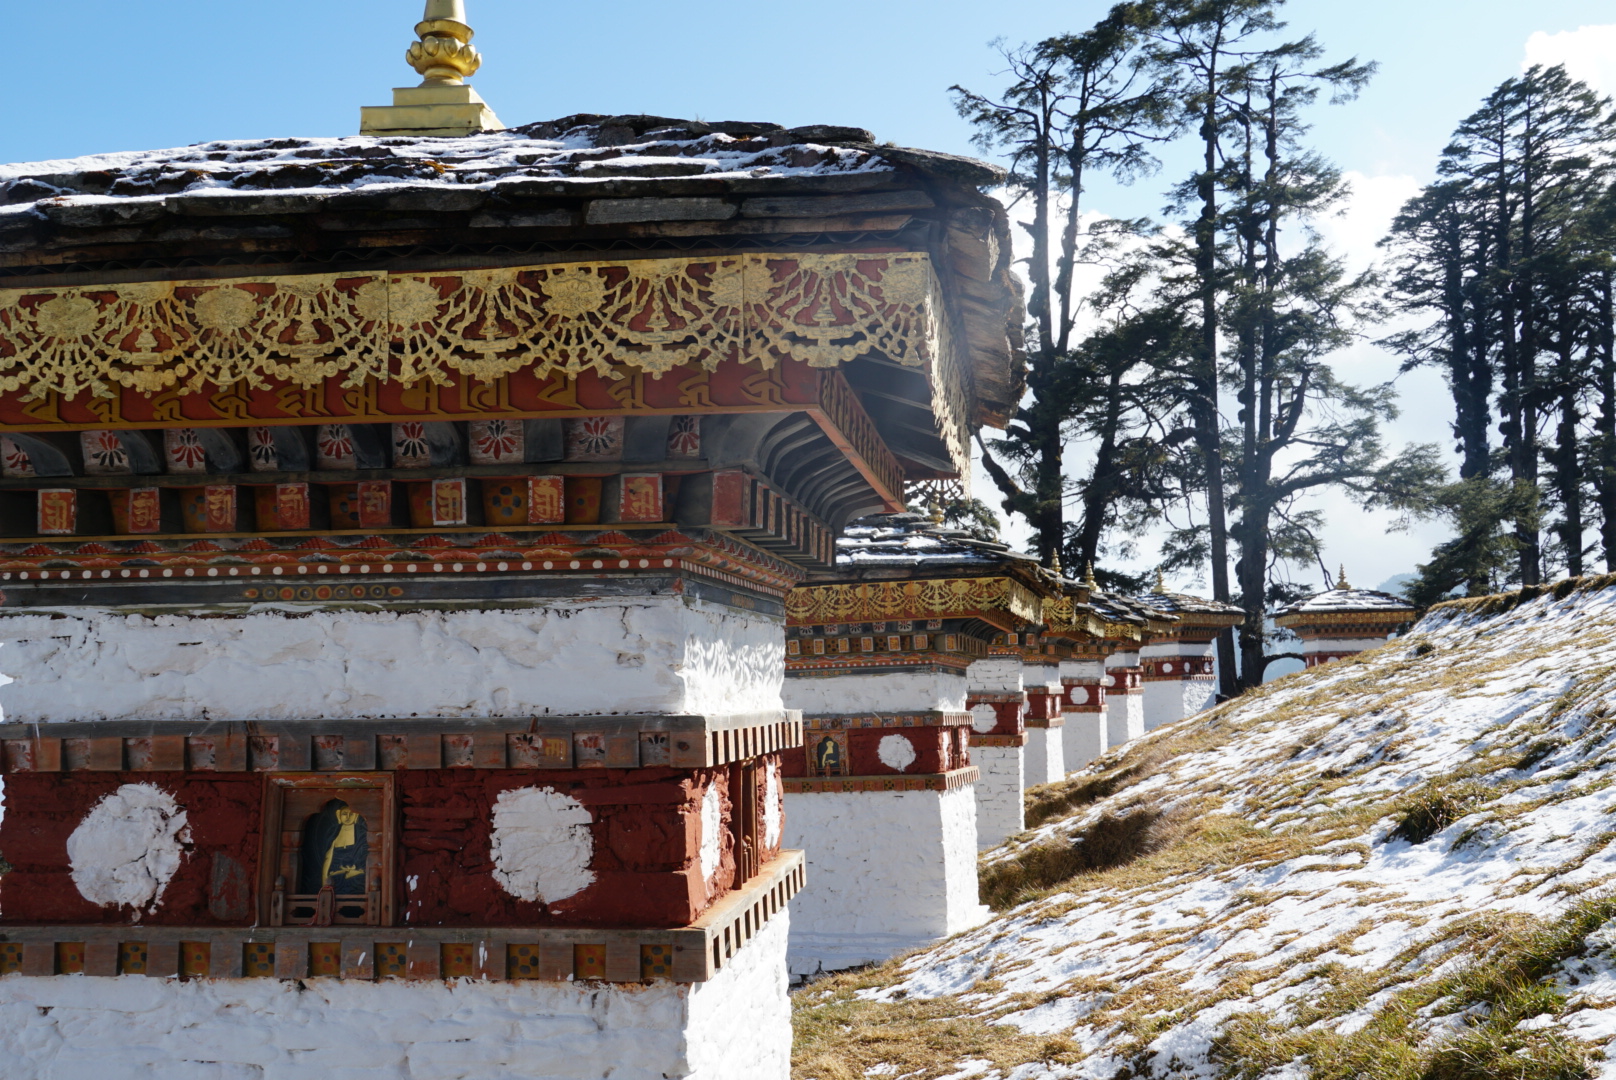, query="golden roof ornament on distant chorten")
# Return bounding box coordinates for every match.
[1338,564,1351,591]
[360,0,504,137]
[1082,561,1098,591]
[1154,568,1167,594]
